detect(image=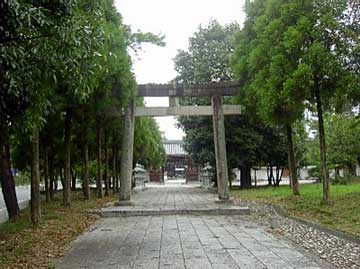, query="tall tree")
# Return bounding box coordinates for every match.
[1,0,168,225]
[0,0,77,218]
[174,19,240,176]
[232,0,358,201]
[232,0,303,195]
[303,0,358,203]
